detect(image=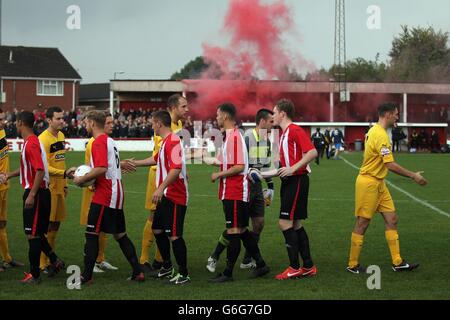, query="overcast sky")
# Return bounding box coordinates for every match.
[2,0,449,83]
